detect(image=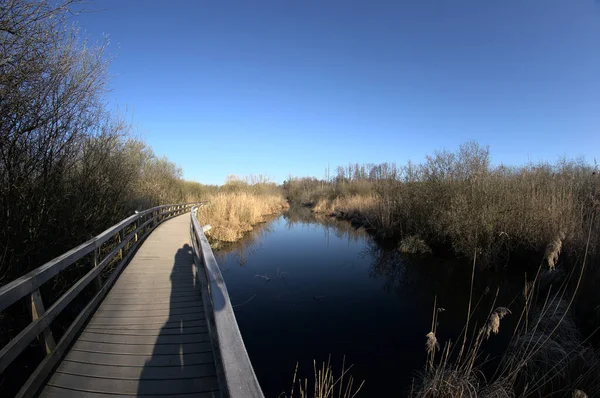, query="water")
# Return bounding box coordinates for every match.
[215,207,516,397]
